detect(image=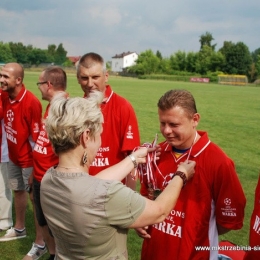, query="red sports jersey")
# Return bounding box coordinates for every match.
[89,85,140,175]
[244,175,260,259]
[2,85,42,167]
[33,104,58,182]
[140,131,246,260]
